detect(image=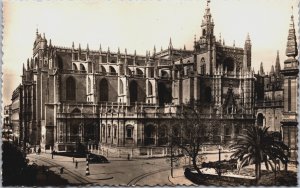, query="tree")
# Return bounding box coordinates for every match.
[170,103,218,176]
[229,125,288,182]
